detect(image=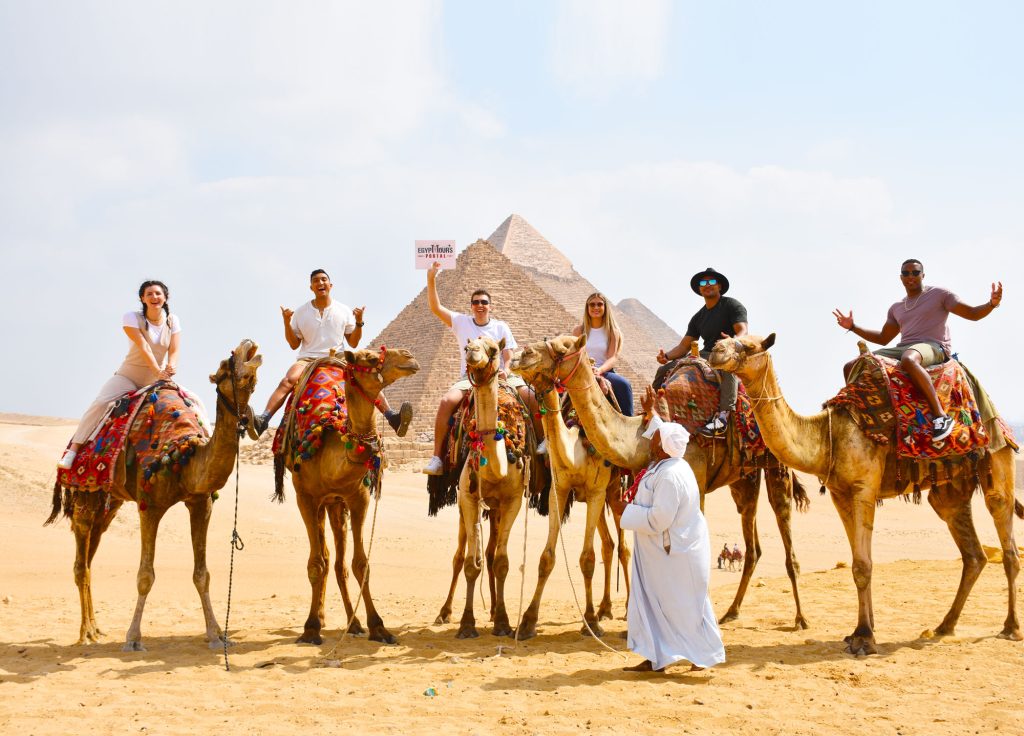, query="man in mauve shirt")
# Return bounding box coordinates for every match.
[833,258,1003,441]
